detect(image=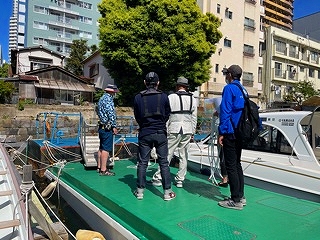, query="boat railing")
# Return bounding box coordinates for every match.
[80,116,139,157]
[79,116,99,157]
[35,112,82,144]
